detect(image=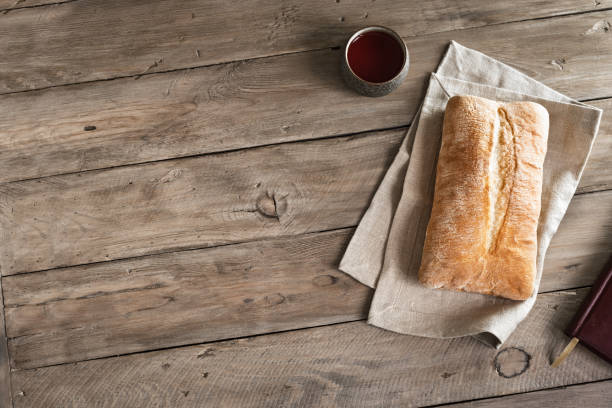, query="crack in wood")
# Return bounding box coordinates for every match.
[1,0,79,15]
[238,191,281,220]
[125,295,175,317]
[142,58,164,75]
[10,324,88,341]
[5,282,167,308]
[1,0,26,14]
[564,263,581,270]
